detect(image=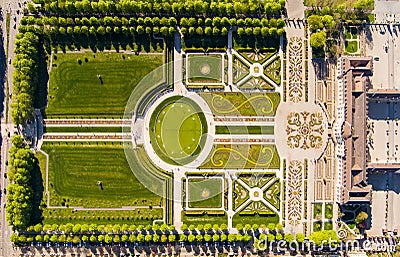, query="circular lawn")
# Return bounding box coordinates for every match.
[150,96,207,165]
